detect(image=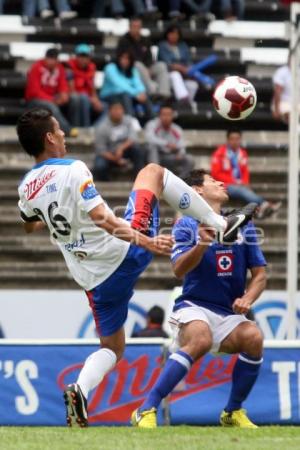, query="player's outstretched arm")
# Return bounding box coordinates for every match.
[89,203,173,256]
